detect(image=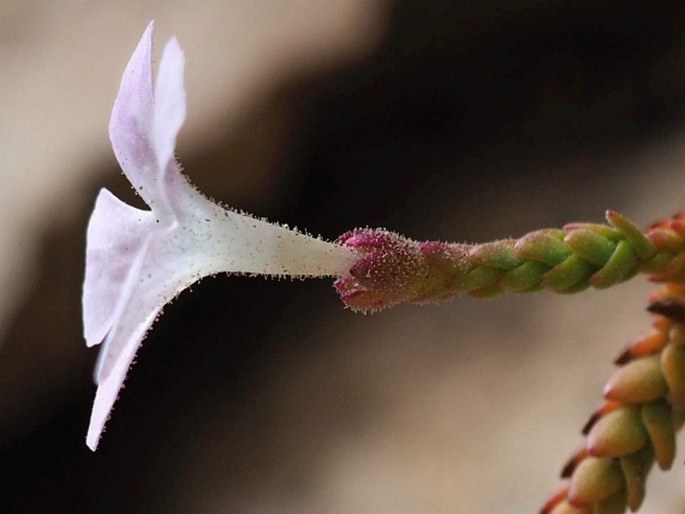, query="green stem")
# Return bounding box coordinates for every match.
[335,210,685,311]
